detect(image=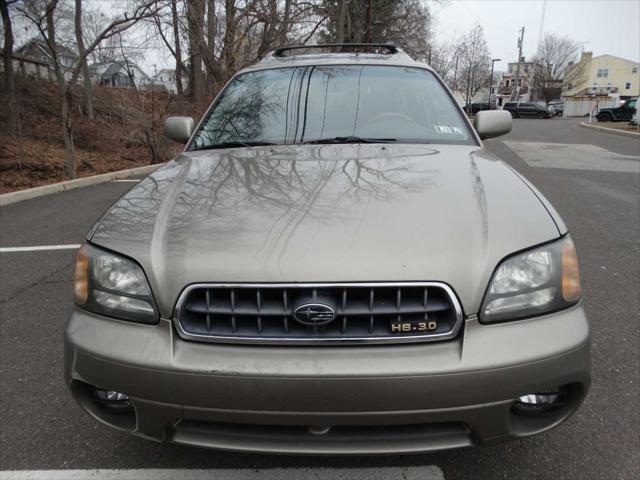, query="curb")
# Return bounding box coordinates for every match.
[579,122,640,139]
[0,164,161,207]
